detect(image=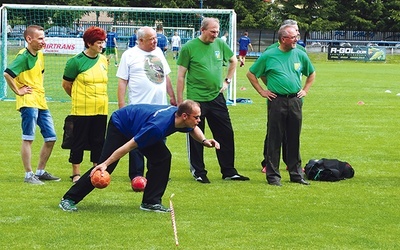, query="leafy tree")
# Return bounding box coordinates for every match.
[277,0,342,43]
[2,0,400,34]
